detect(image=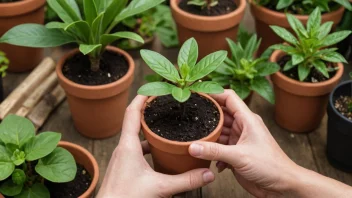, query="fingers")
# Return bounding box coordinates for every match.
[210,89,252,116]
[141,140,150,155]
